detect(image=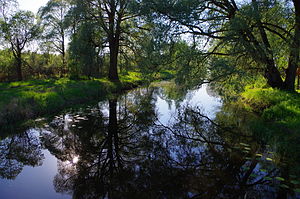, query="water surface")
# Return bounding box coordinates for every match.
[0,83,299,199]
